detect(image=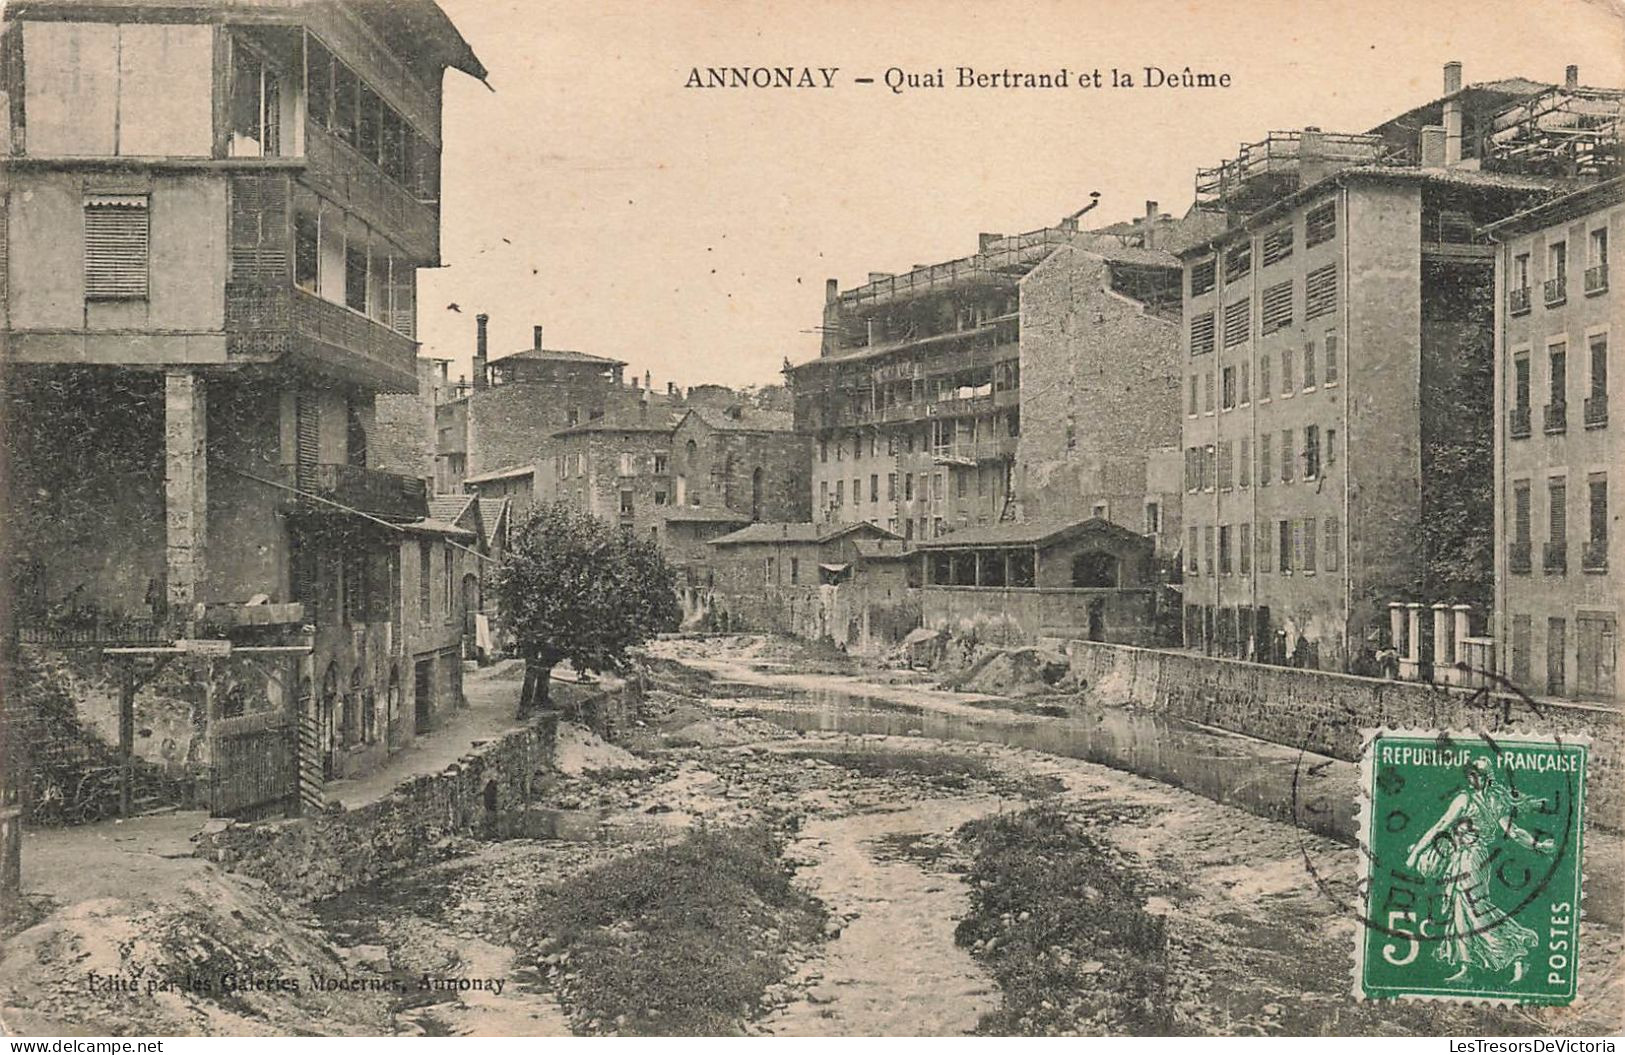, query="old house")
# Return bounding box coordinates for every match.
[668,405,811,523]
[550,415,683,543]
[916,518,1164,645]
[2,0,484,814]
[704,521,901,636]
